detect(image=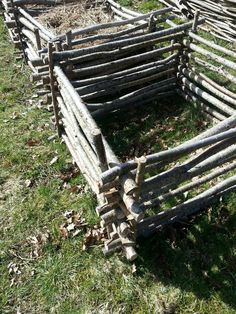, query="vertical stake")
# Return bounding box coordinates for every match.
[92,128,108,172]
[134,156,147,200]
[65,30,72,50]
[34,27,41,51]
[48,41,61,137]
[192,10,200,33]
[10,0,27,63]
